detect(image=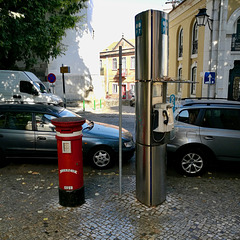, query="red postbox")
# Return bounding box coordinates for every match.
[51,117,85,207]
